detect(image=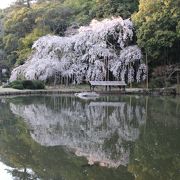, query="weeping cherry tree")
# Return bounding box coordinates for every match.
[10,17,147,84]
